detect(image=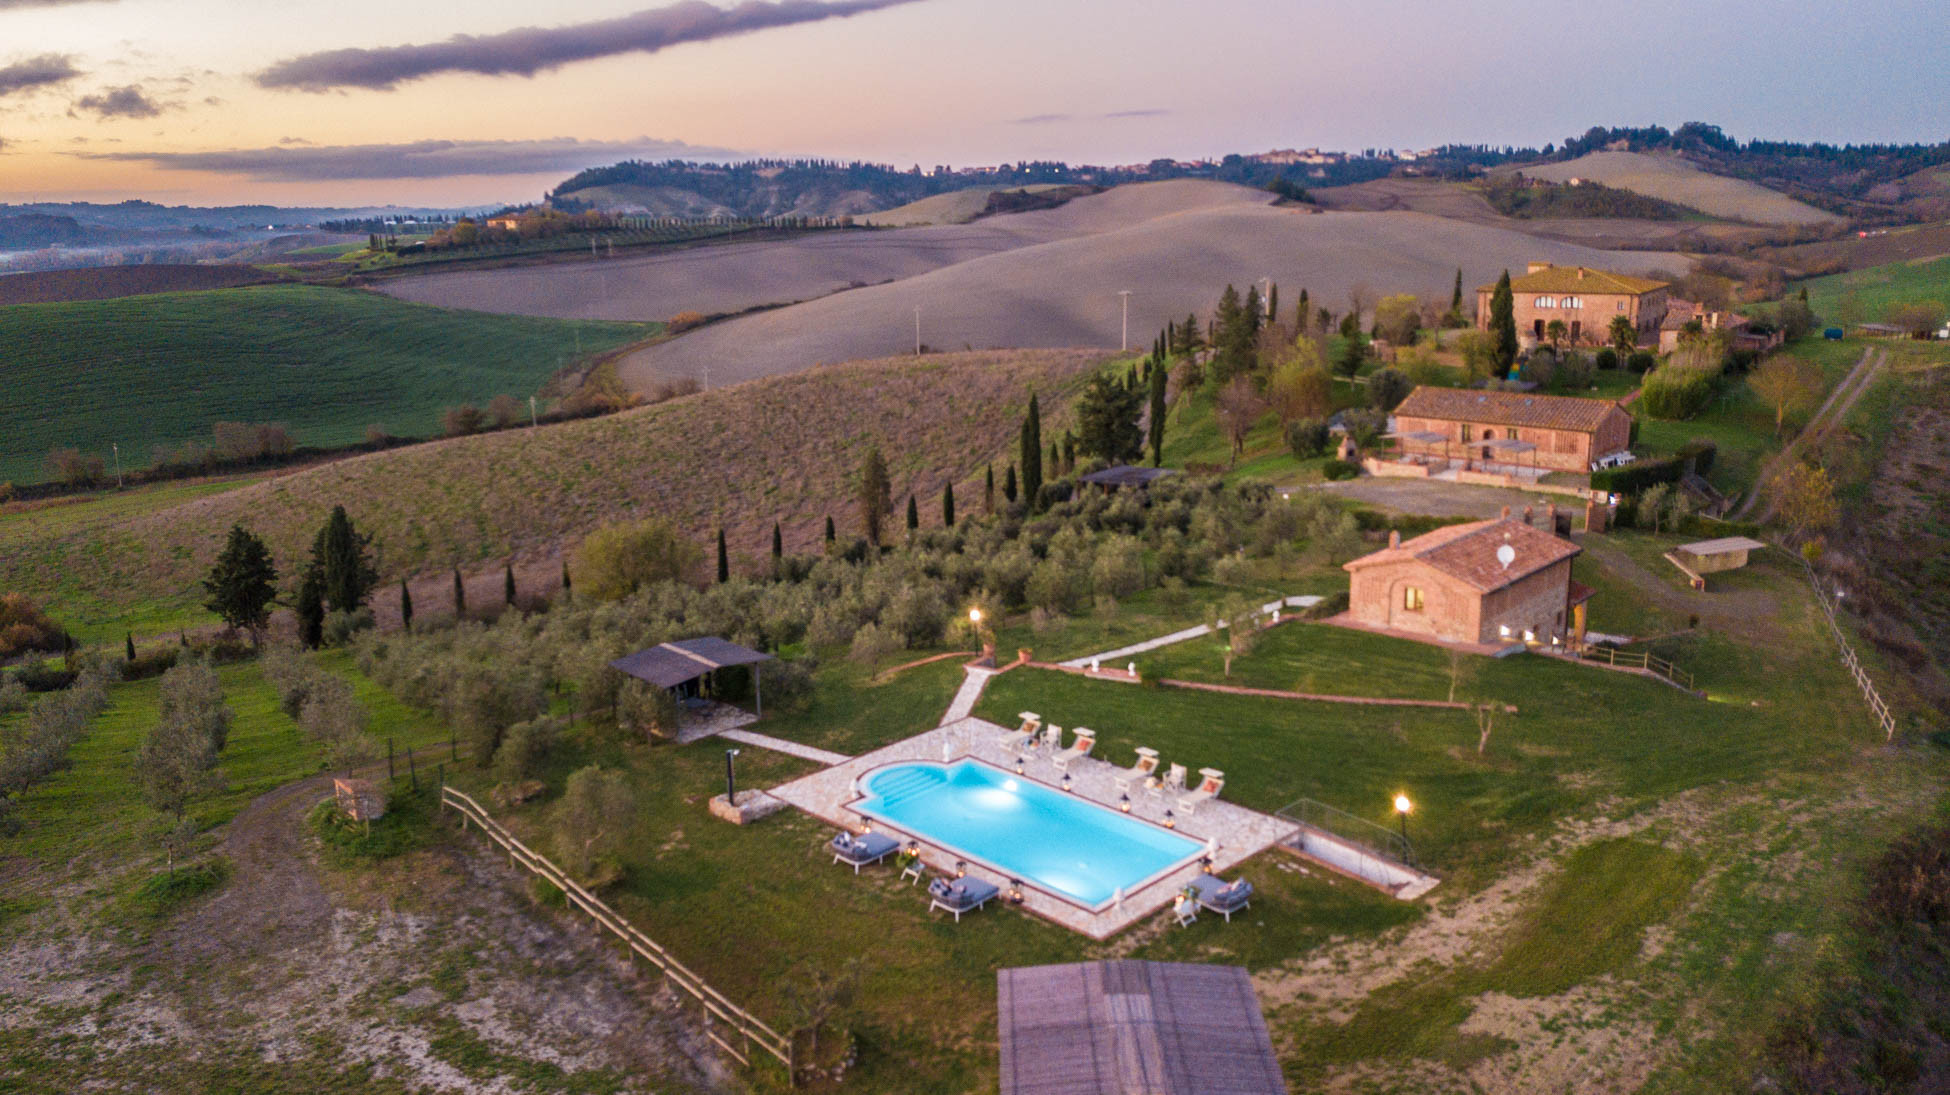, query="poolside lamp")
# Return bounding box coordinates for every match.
[1200,854,1214,871]
[861,817,873,834]
[969,607,983,625]
[1015,757,1025,775]
[1061,773,1073,793]
[1164,810,1176,830]
[1007,878,1023,904]
[1119,793,1131,813]
[1394,793,1413,846]
[955,860,967,879]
